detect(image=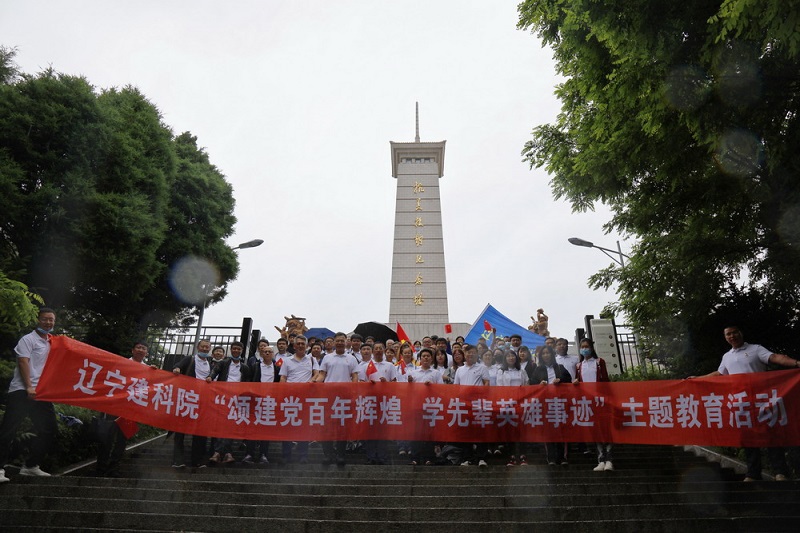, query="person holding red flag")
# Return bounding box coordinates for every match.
[362,342,396,465]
